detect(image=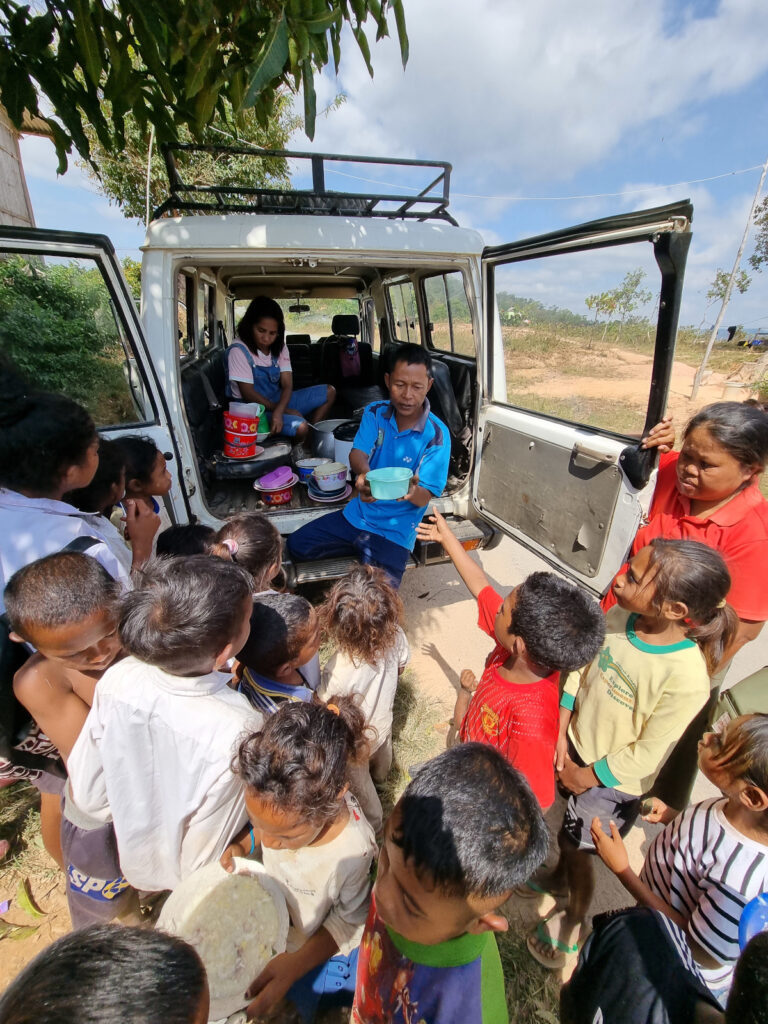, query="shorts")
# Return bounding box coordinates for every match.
[31,769,67,796]
[560,743,642,851]
[61,787,133,927]
[287,948,359,1023]
[271,385,328,436]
